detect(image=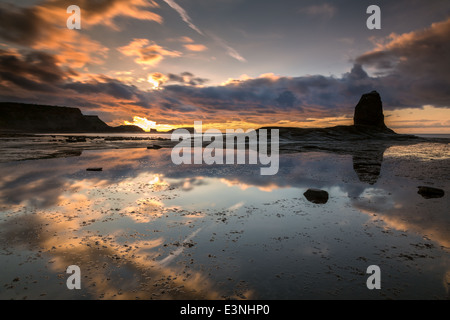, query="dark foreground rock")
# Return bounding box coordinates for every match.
[303,189,329,204]
[86,168,103,172]
[417,186,445,199]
